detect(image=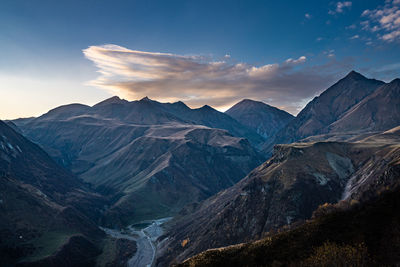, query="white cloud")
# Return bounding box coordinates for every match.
[382,29,400,40]
[350,34,360,39]
[330,1,352,15]
[285,56,307,65]
[83,45,341,114]
[361,0,400,42]
[305,13,311,19]
[337,1,352,12]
